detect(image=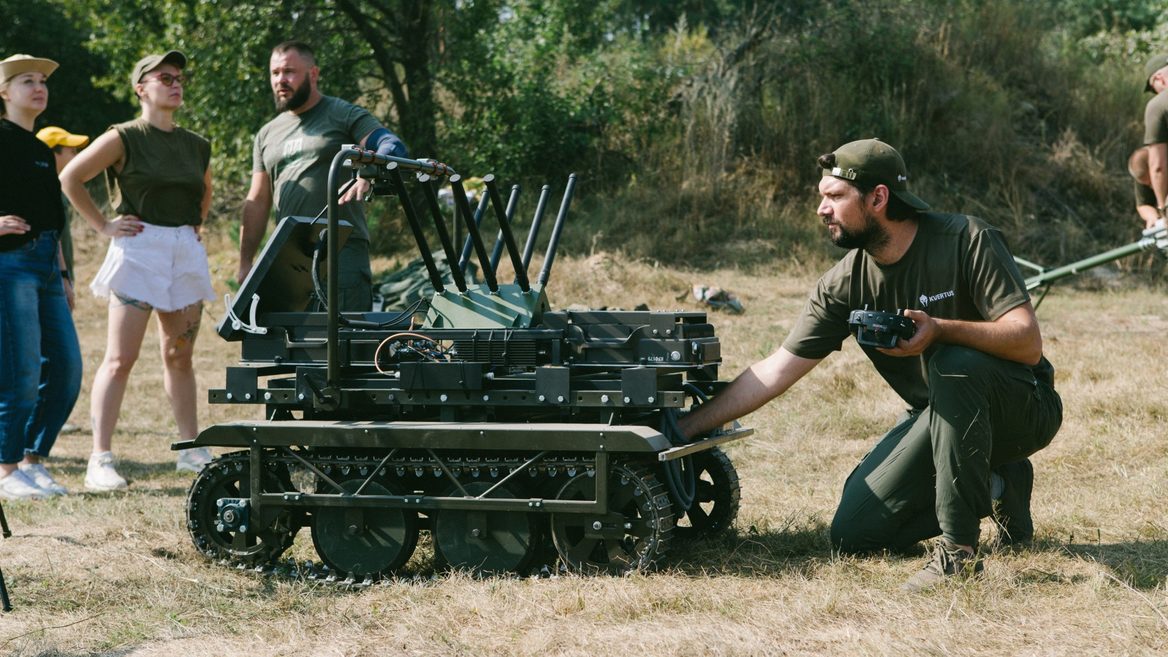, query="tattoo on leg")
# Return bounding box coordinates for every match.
[114,292,153,312]
[176,320,200,347]
[171,303,203,350]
